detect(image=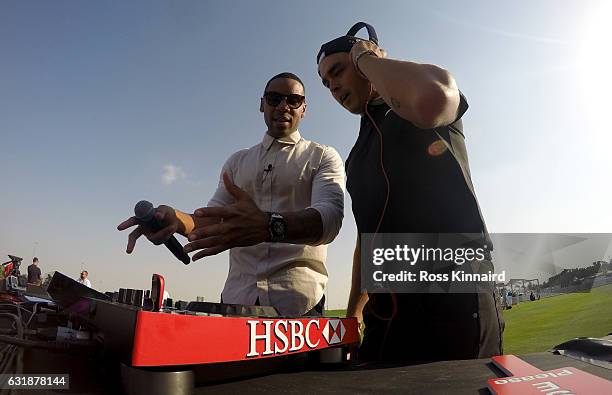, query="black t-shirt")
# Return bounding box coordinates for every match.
[27,264,41,283]
[346,93,486,235]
